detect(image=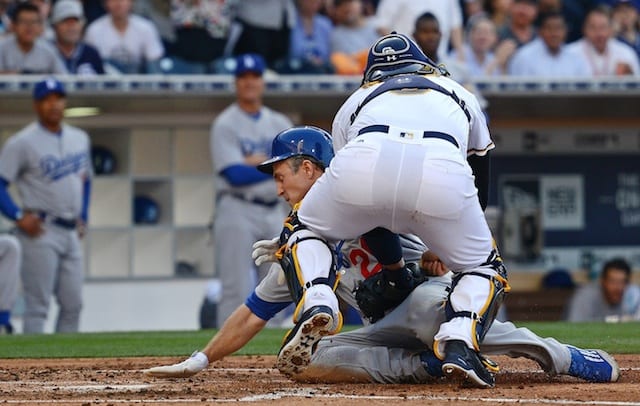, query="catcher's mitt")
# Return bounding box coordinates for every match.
[354,263,426,323]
